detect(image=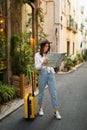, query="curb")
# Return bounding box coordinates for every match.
[0,99,24,120]
[57,63,83,75]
